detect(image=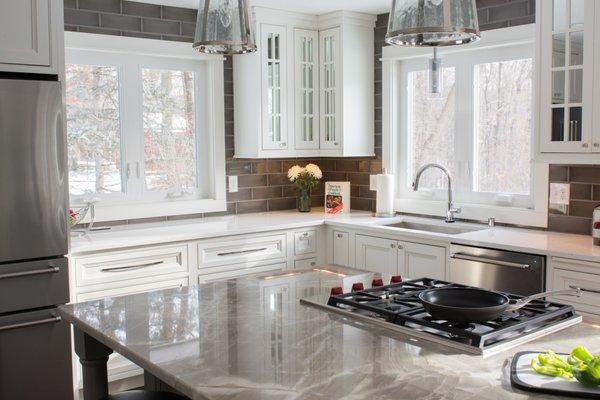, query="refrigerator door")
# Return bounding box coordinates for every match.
[0,308,73,400]
[0,257,69,314]
[0,79,68,263]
